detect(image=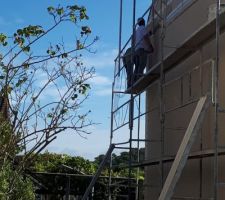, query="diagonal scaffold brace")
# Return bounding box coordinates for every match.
[81,144,115,200]
[158,95,210,200]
